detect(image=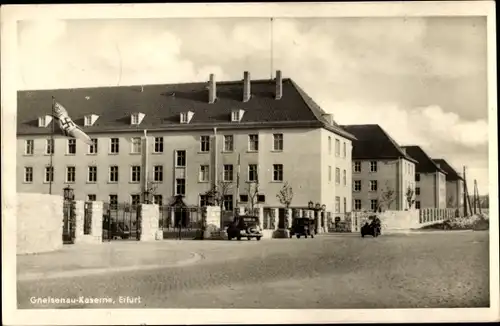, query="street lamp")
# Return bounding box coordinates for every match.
[63,185,74,201]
